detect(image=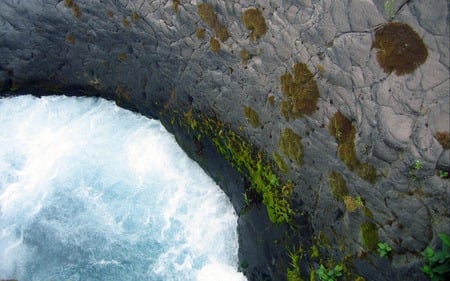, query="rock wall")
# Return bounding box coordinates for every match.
[1,0,449,280]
